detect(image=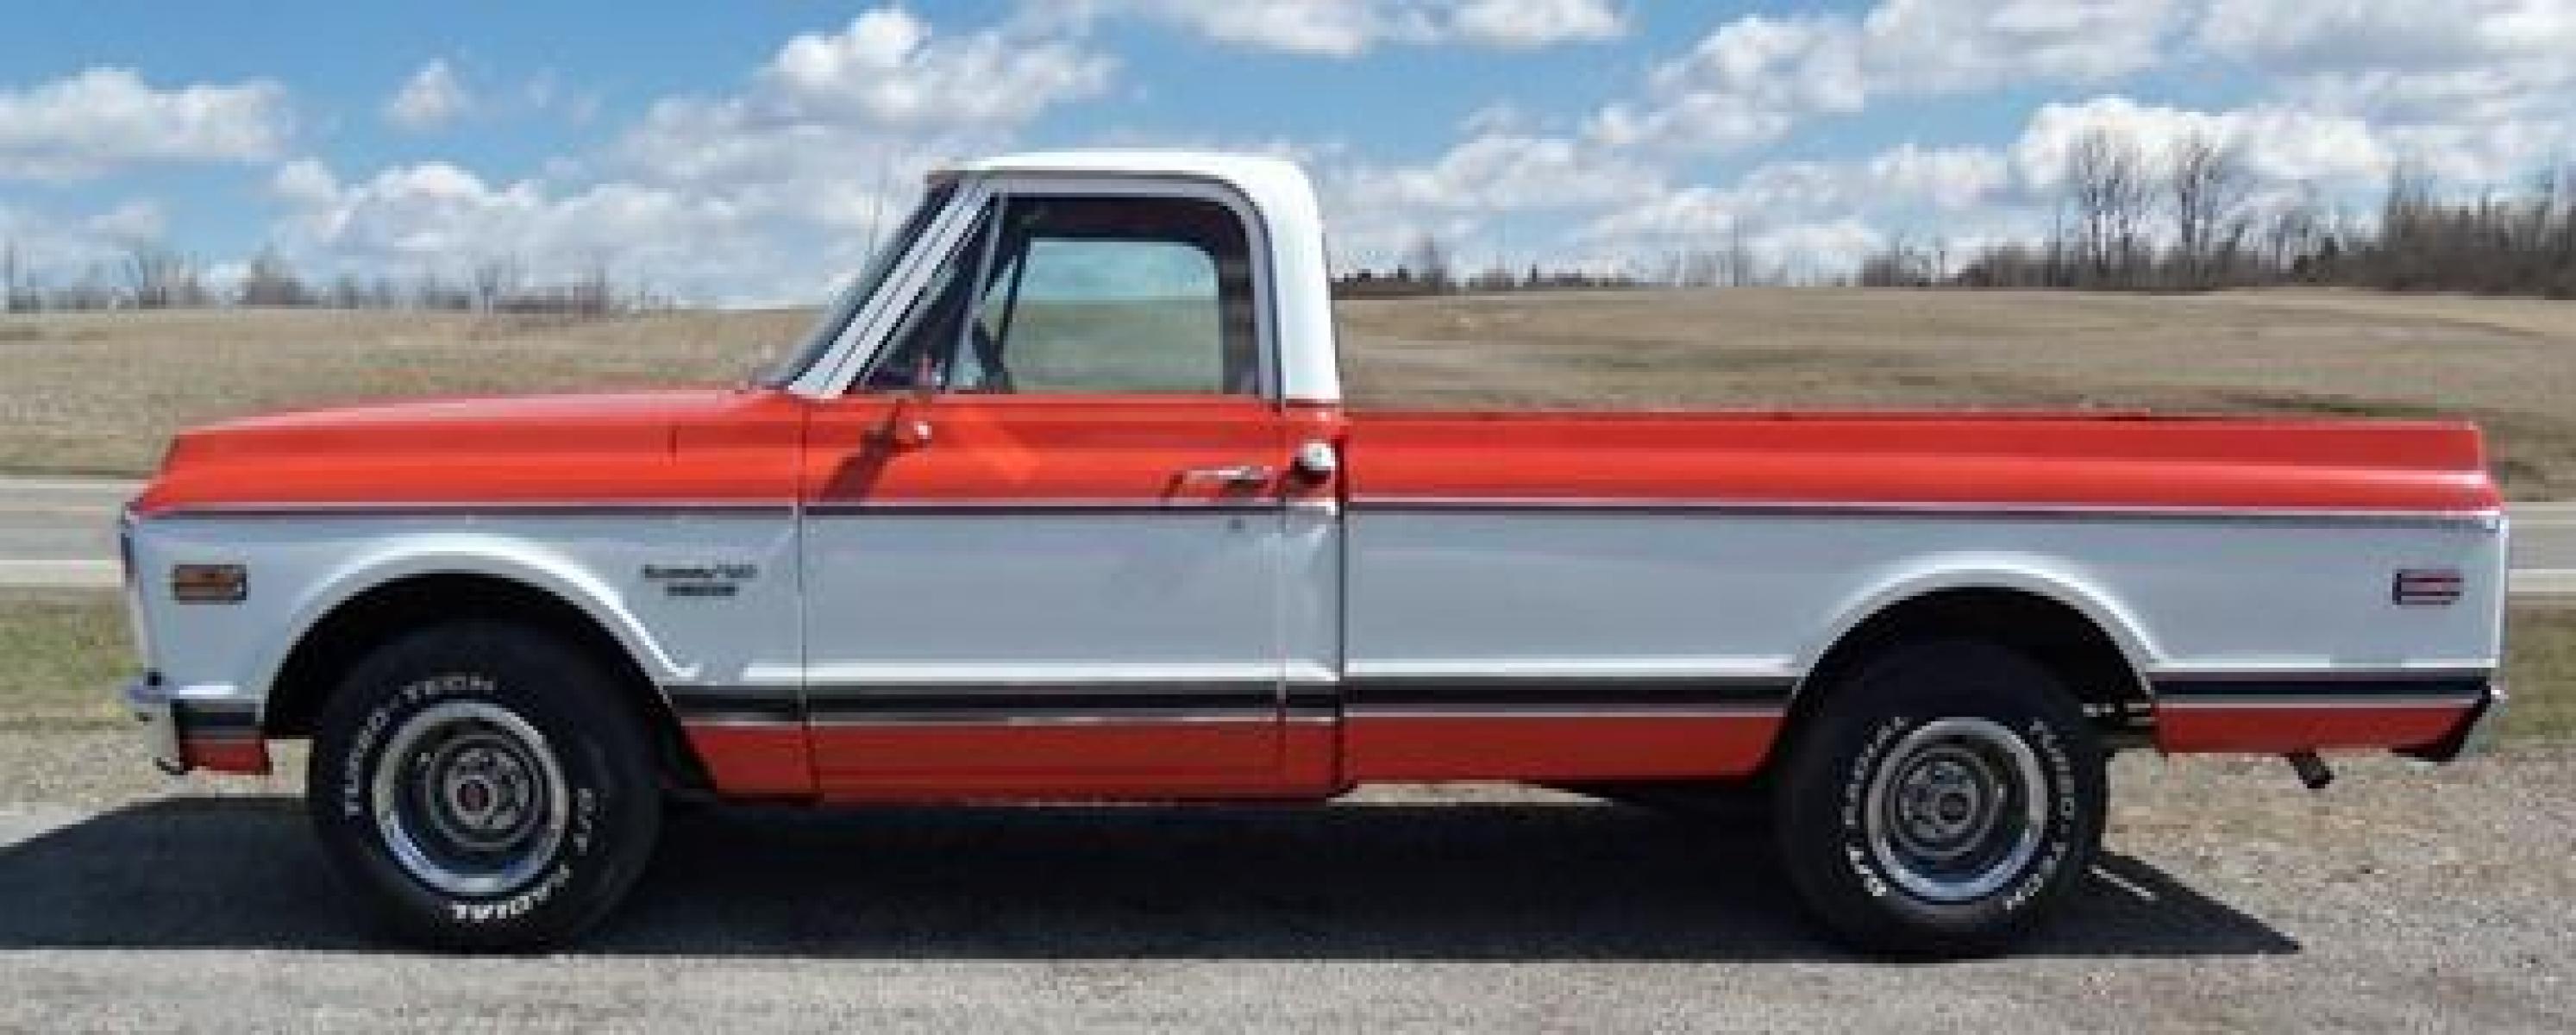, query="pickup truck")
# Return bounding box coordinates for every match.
[119,151,2508,955]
